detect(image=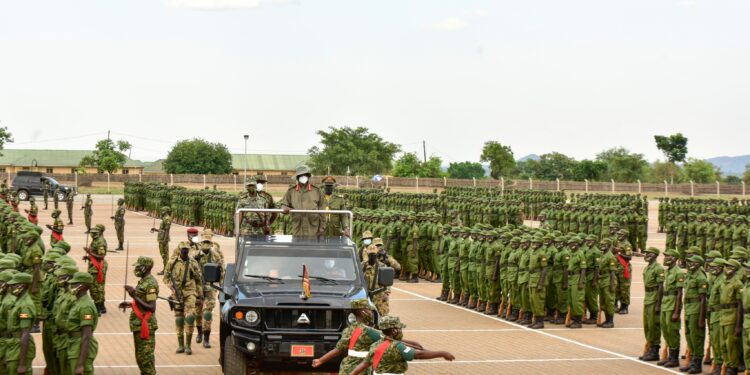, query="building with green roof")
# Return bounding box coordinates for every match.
[0,149,145,174]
